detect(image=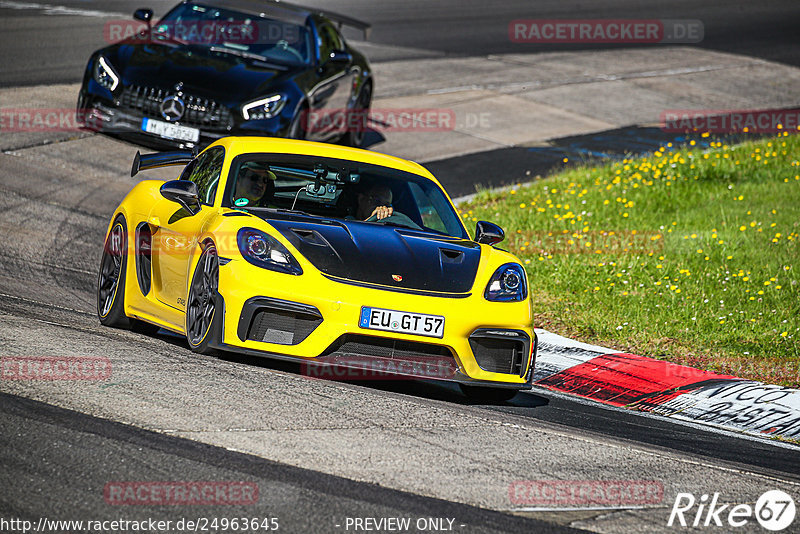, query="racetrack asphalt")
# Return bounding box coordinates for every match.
[0,392,580,534]
[1,2,800,533]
